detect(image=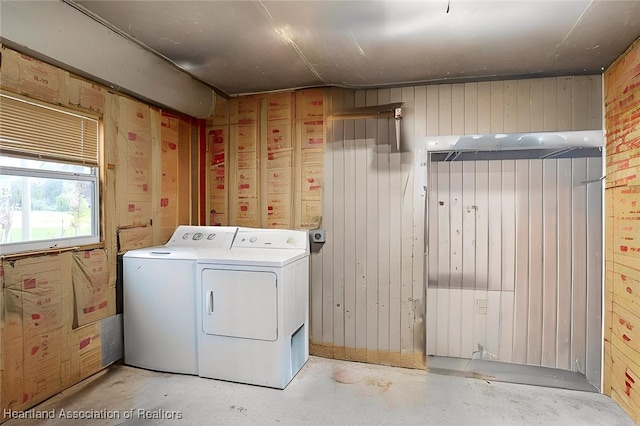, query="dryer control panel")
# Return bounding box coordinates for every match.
[233,228,309,253]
